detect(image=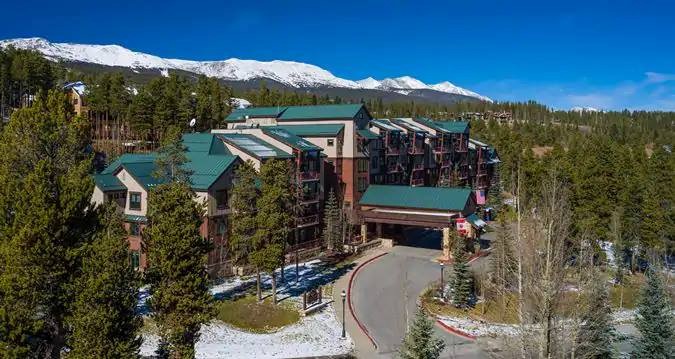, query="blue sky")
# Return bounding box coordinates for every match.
[1,0,674,110]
